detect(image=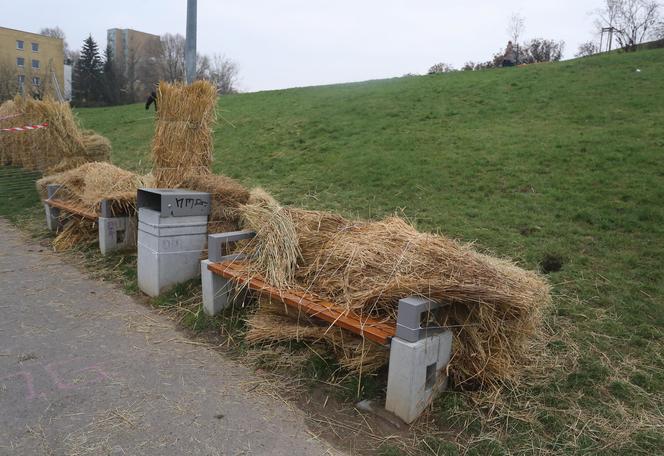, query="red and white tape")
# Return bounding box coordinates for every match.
[0,122,48,133]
